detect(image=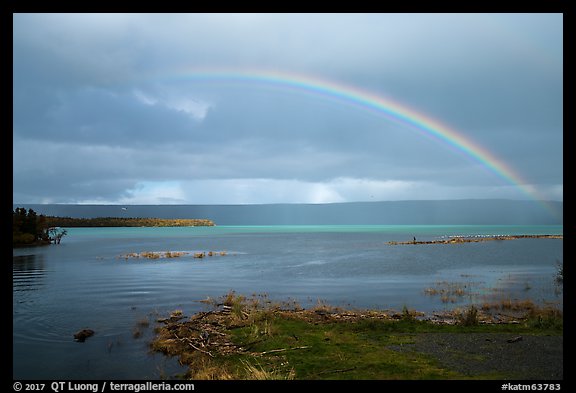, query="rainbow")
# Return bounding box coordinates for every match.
[151,68,558,215]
